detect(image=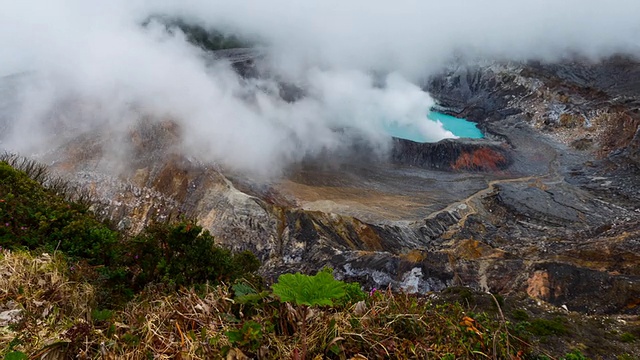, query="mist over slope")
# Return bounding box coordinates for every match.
[1,0,640,175]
